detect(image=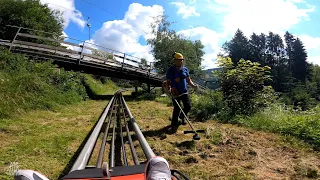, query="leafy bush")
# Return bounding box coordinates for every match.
[190,90,226,122]
[0,49,87,118]
[216,57,274,116]
[280,83,317,111]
